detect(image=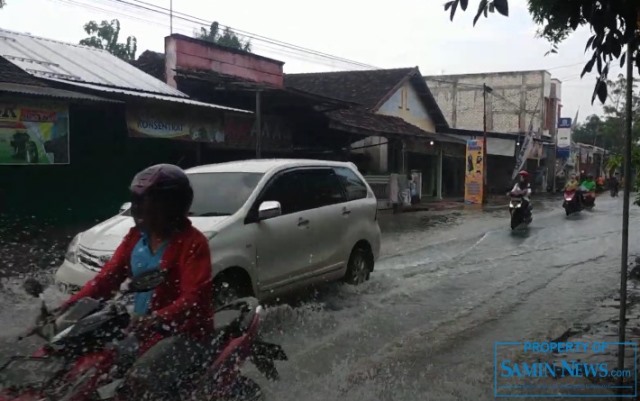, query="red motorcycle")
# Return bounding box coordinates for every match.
[562,189,583,216]
[0,271,287,401]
